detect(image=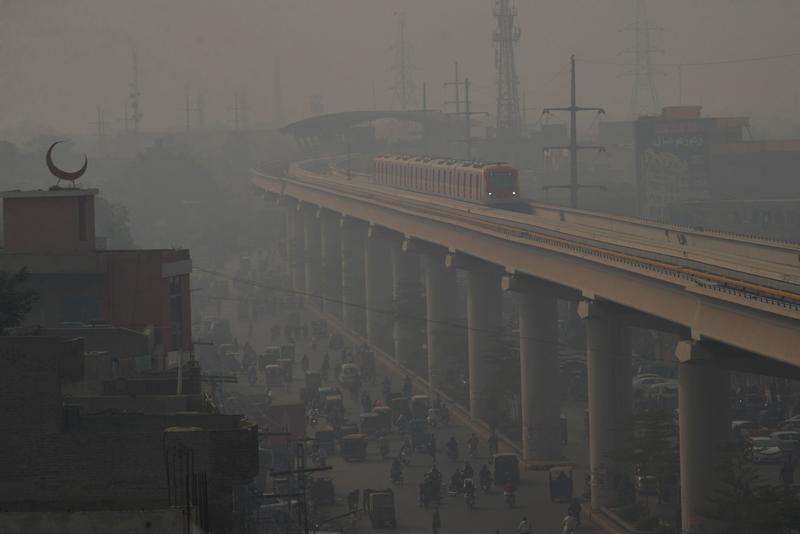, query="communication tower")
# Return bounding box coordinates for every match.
[626,0,661,117]
[492,0,522,140]
[390,13,417,111]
